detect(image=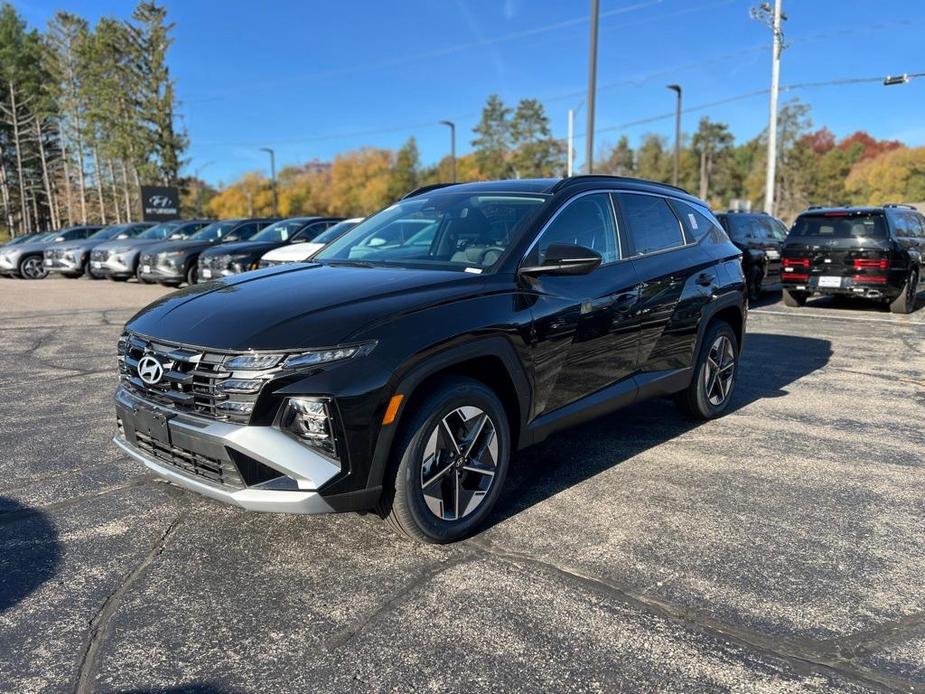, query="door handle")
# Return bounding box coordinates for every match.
[696,272,715,287]
[612,292,637,313]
